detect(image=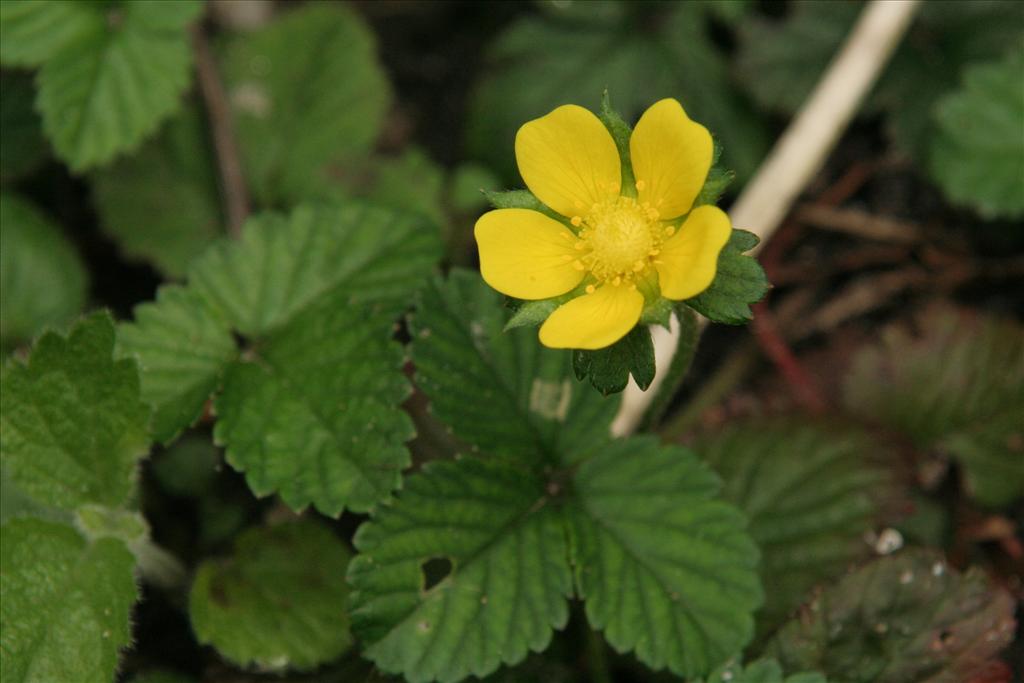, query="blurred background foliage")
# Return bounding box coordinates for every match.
[1,0,1022,681]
